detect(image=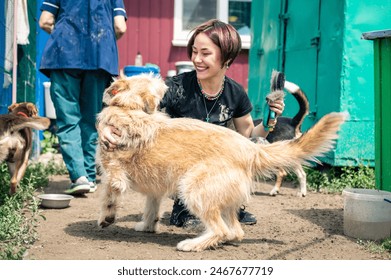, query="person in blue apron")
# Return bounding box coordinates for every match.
[39,0,127,194]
